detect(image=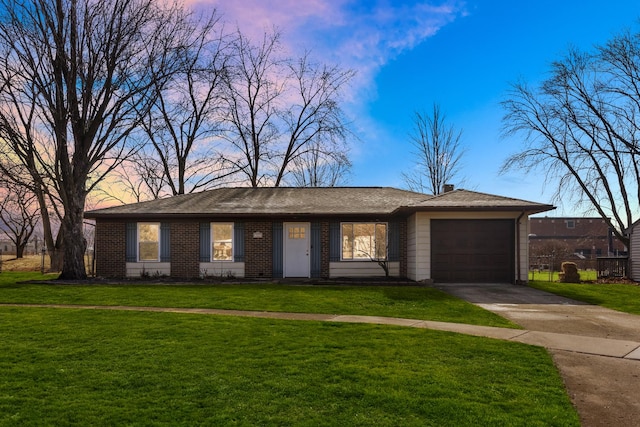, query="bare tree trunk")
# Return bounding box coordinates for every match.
[33,185,63,270]
[59,210,87,279]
